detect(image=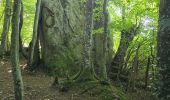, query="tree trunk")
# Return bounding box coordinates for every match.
[145,57,150,88]
[109,27,138,80]
[29,0,41,70]
[108,2,141,80]
[11,0,24,99]
[157,0,170,99]
[75,0,94,82]
[19,2,28,59]
[92,0,110,80]
[127,44,140,91]
[0,0,11,56]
